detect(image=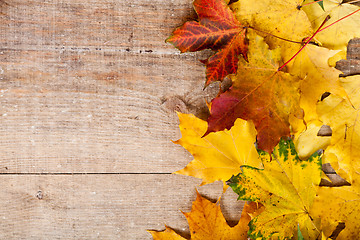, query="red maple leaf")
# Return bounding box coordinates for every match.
[166,0,248,87]
[205,31,302,153]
